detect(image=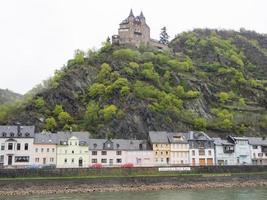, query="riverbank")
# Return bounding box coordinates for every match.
[1,172,267,196]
